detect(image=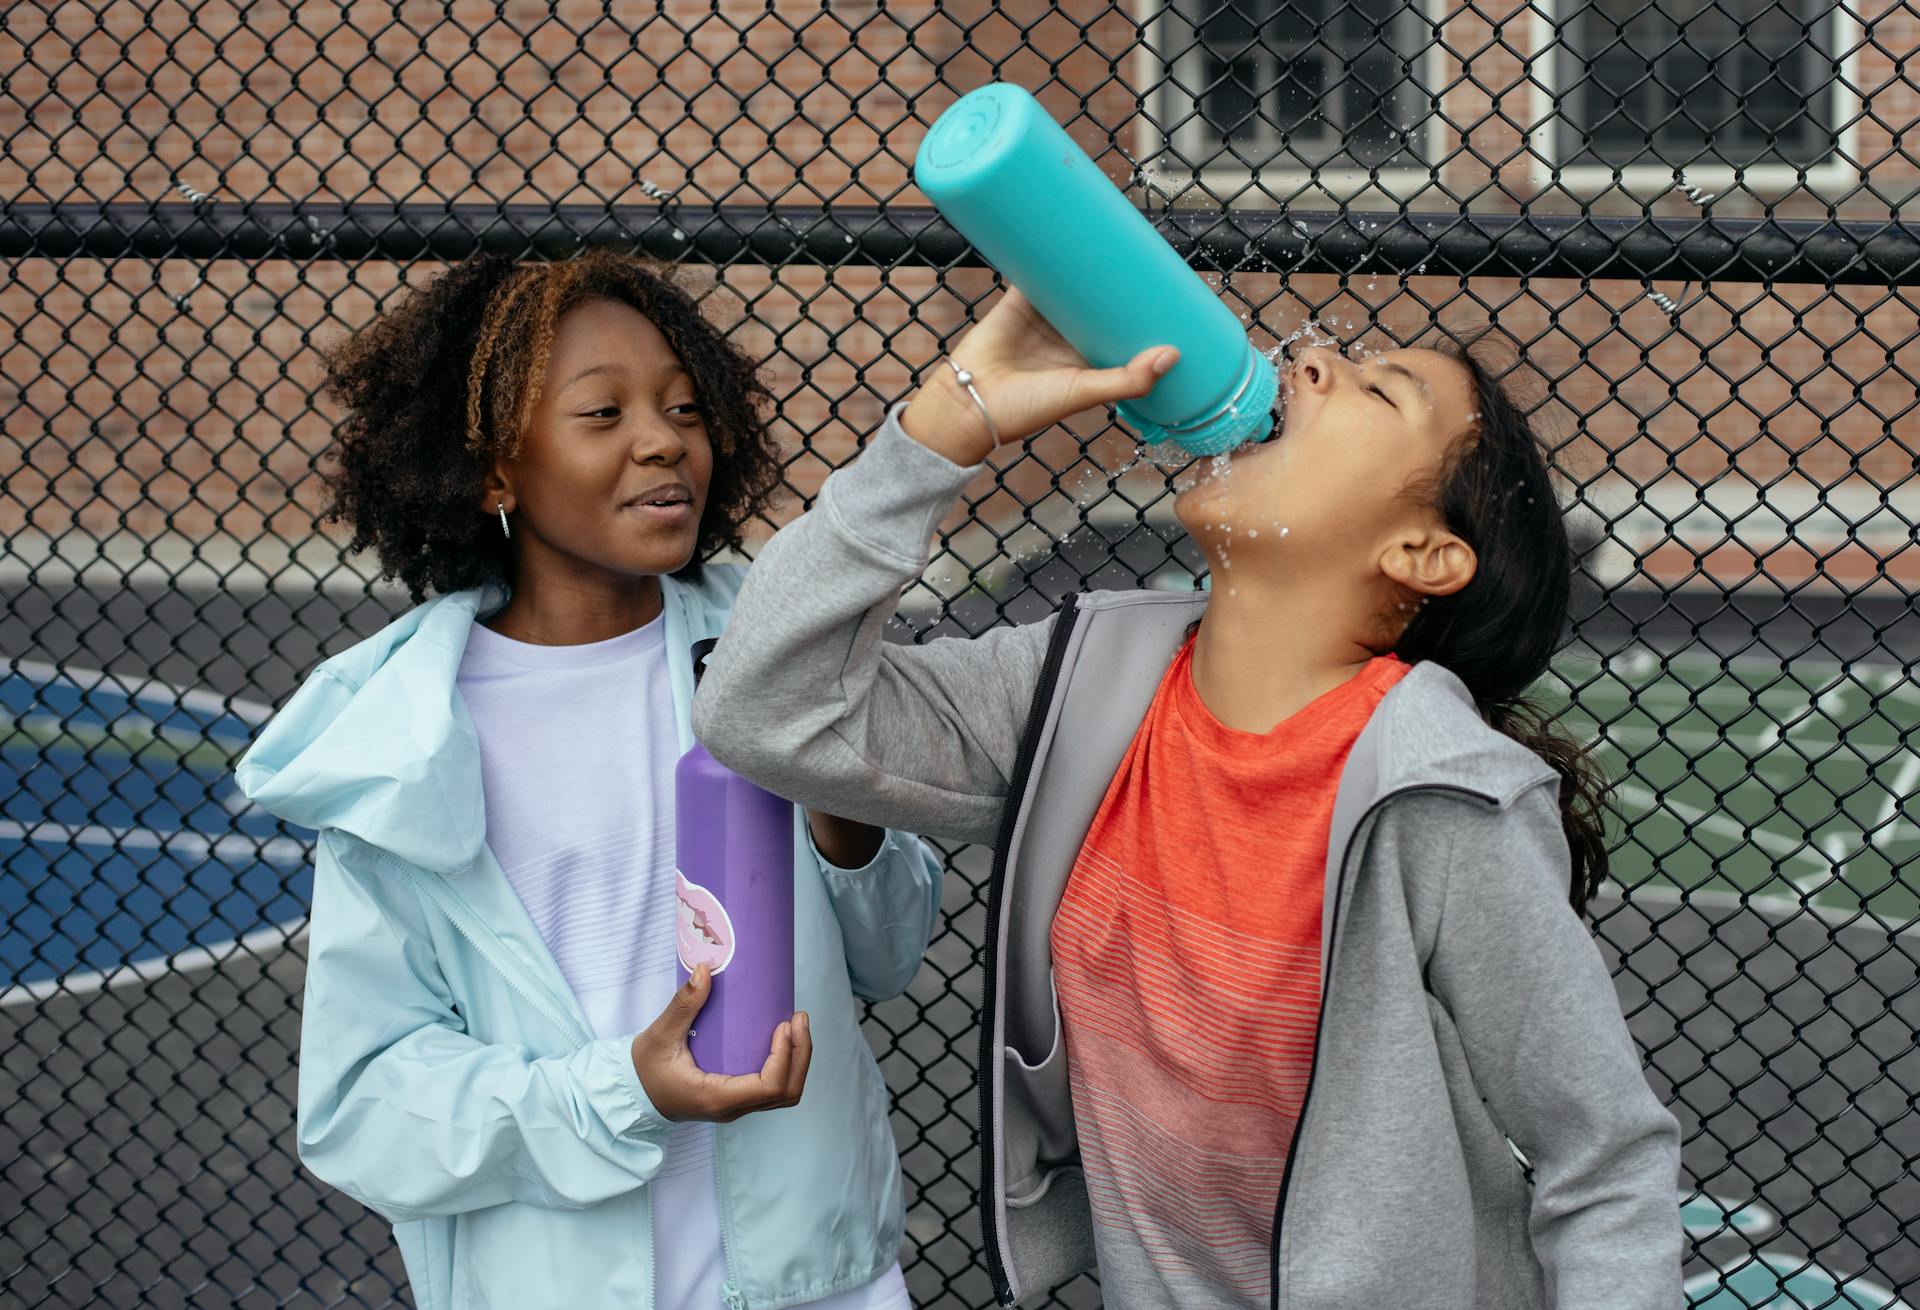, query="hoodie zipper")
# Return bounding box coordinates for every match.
[716,1124,747,1309]
[978,595,1082,1307]
[1265,782,1492,1310]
